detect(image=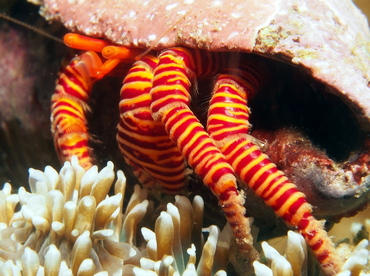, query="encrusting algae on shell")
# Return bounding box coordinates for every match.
[0,157,230,275]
